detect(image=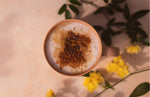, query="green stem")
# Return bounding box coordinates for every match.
[95,68,150,97]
